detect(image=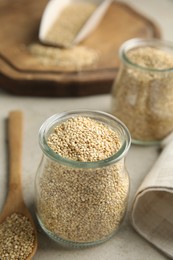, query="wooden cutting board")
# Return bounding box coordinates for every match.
[0,0,161,96]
